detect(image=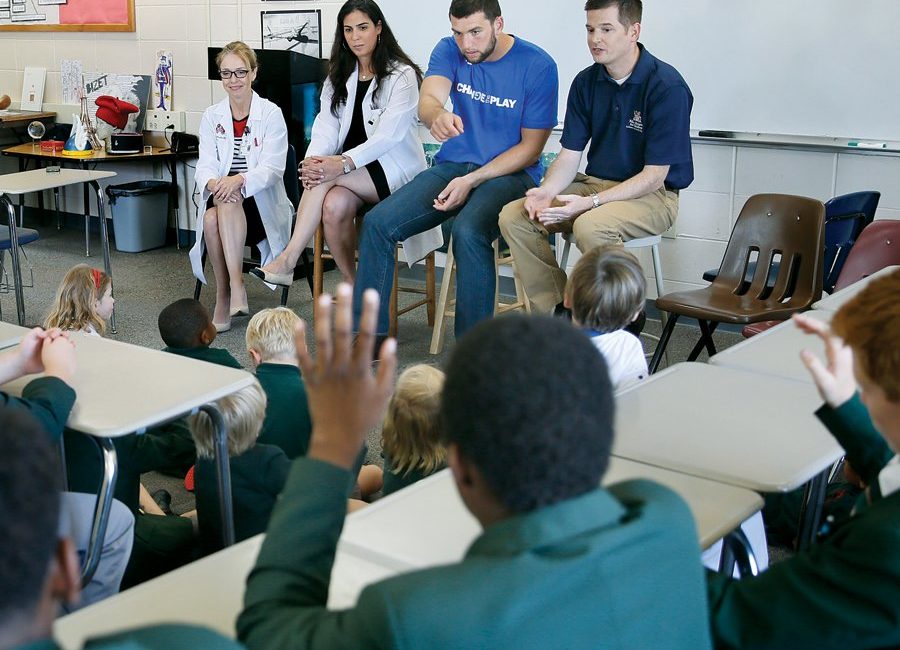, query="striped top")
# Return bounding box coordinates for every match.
[230,115,249,174]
